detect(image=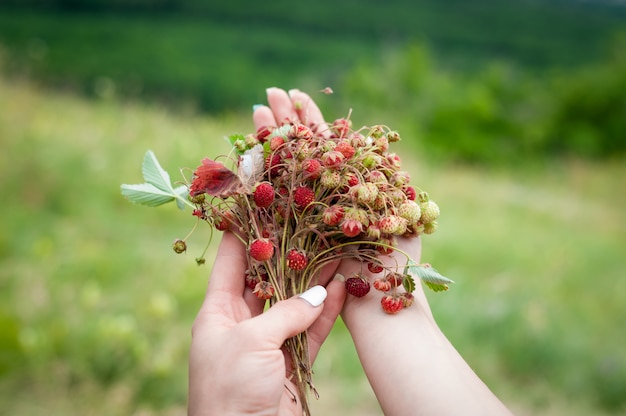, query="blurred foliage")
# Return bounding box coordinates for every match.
[0,75,625,415]
[338,36,626,163]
